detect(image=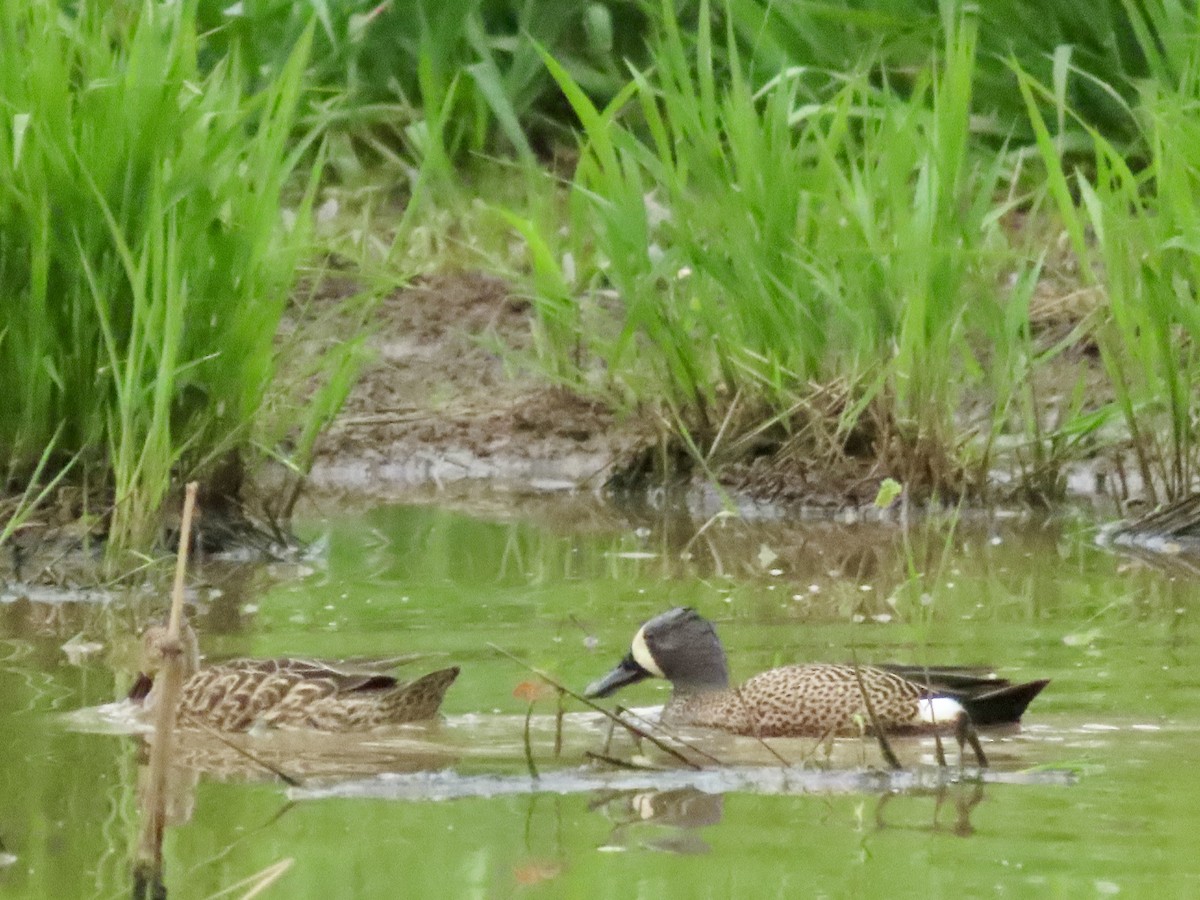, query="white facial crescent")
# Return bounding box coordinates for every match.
[630,625,665,678]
